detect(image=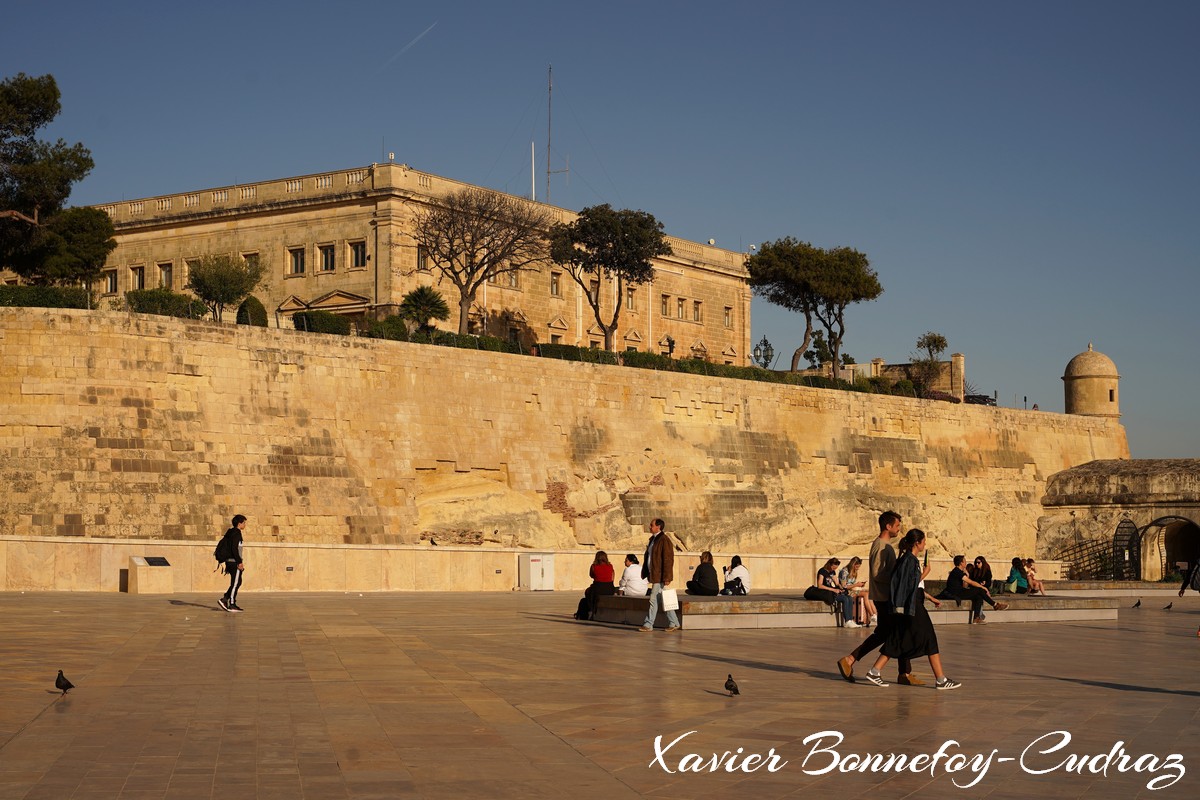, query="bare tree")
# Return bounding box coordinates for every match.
[406,188,552,335]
